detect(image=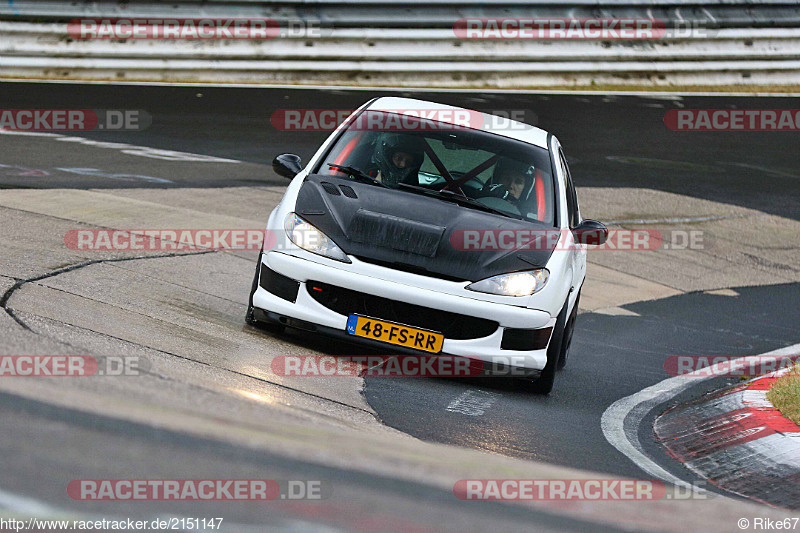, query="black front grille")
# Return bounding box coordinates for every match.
[306,281,498,340]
